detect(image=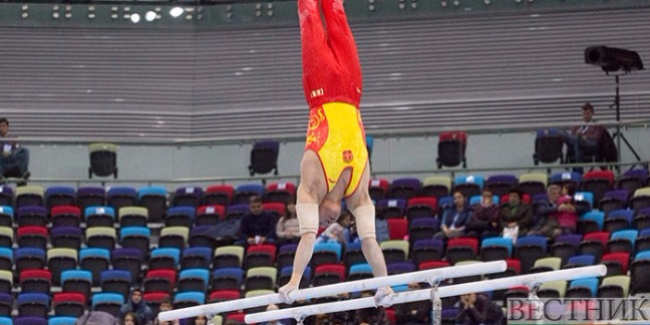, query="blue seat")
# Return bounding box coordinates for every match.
[0,317,11,325]
[17,206,48,227]
[15,248,46,273]
[15,318,46,325]
[575,192,594,210]
[569,278,599,297]
[173,187,204,208]
[469,195,500,206]
[607,209,634,224]
[566,254,595,267]
[0,206,14,225]
[235,184,265,198]
[387,262,416,275]
[611,229,639,252]
[550,172,582,186]
[101,269,132,284]
[212,268,244,284]
[636,251,650,261]
[84,206,116,224]
[17,293,50,318]
[182,247,212,269]
[91,293,124,309]
[79,248,110,262]
[0,248,12,267]
[516,236,548,252]
[639,228,650,239]
[107,187,137,203]
[438,196,454,210]
[482,237,513,256]
[119,227,151,241]
[174,292,205,305]
[179,269,210,292]
[165,206,196,227]
[454,175,485,189]
[580,212,605,231]
[279,266,311,282]
[349,263,372,275]
[390,178,422,199]
[45,186,76,207]
[138,186,167,200]
[313,242,342,261]
[150,248,181,268]
[48,317,78,325]
[226,204,250,219]
[392,284,409,293]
